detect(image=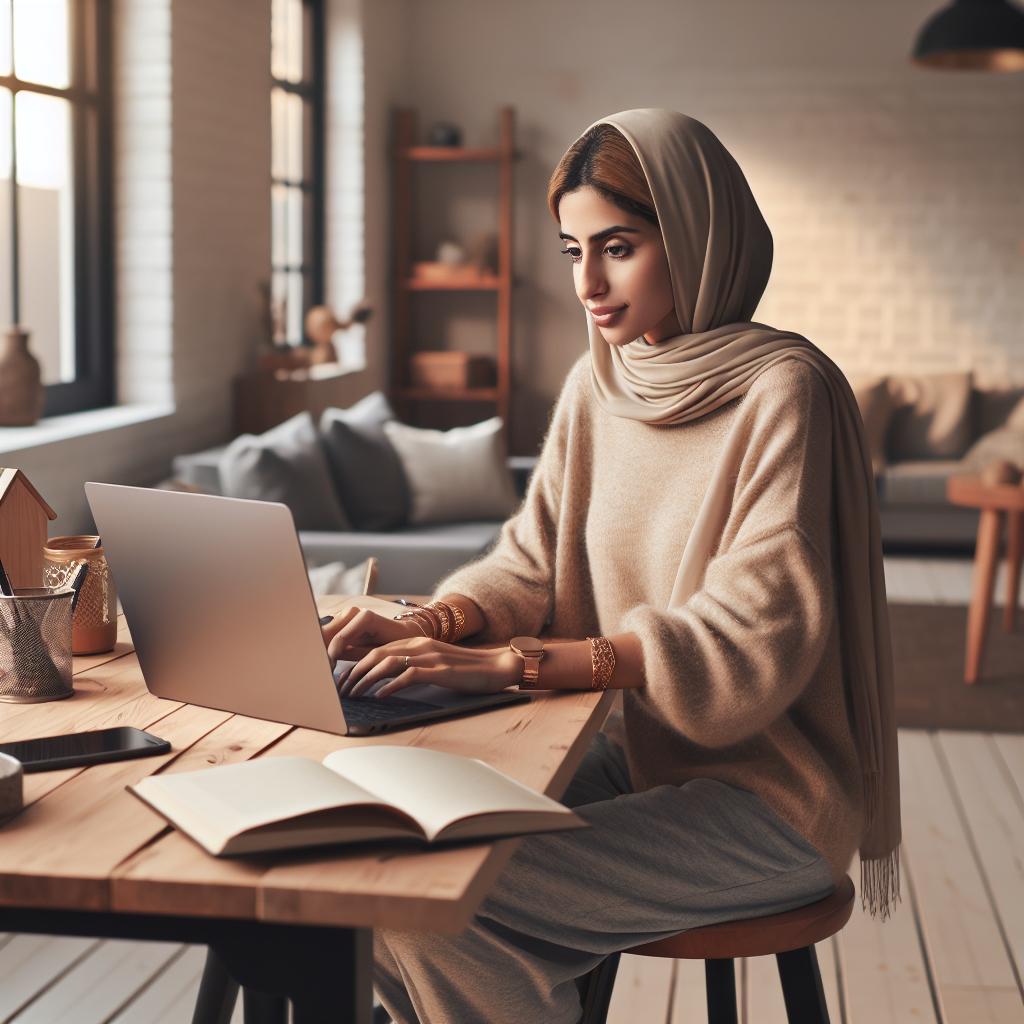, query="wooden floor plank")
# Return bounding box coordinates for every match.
[899,730,1022,1022]
[110,945,206,1024]
[936,731,1024,987]
[668,959,706,1024]
[743,954,789,1023]
[992,734,1024,811]
[0,935,100,1023]
[606,953,673,1024]
[12,939,182,1024]
[840,851,938,1024]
